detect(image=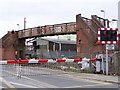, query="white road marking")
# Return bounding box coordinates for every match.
[2,70,58,88]
[21,75,58,88]
[0,77,15,88]
[10,82,38,88]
